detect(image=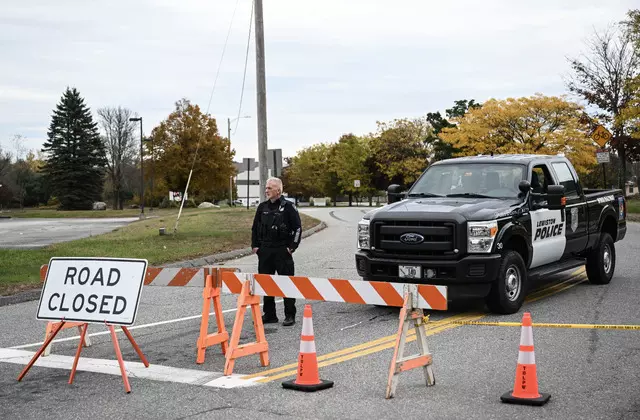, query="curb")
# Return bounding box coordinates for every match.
[162,221,328,268]
[0,289,42,307]
[0,221,328,306]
